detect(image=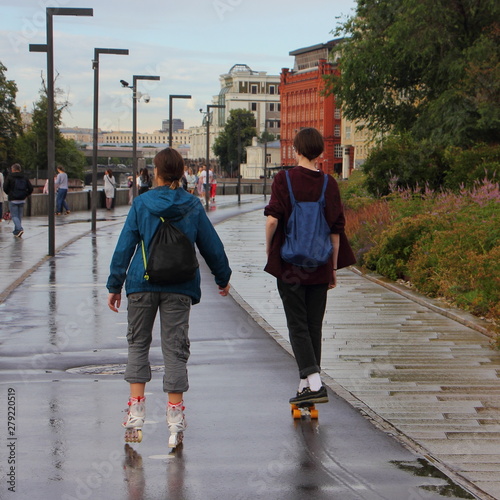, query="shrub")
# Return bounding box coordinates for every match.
[344,199,393,267]
[444,143,500,191]
[346,177,500,329]
[362,135,447,196]
[409,201,500,319]
[364,213,448,281]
